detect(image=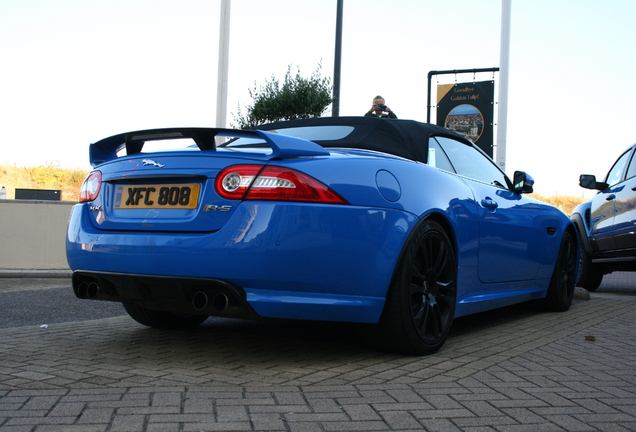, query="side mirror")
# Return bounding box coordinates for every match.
[513,171,534,194]
[579,174,608,191]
